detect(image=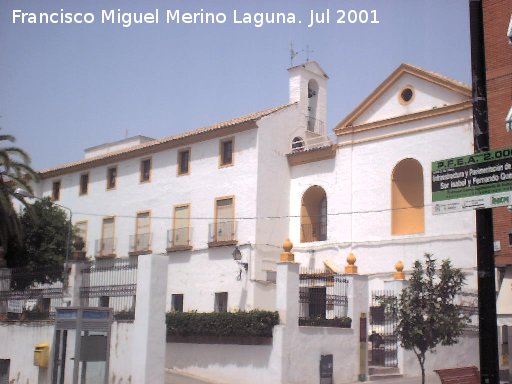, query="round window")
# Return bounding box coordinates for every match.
[399,87,414,104]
